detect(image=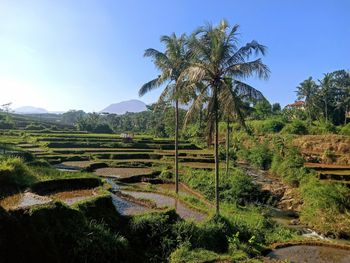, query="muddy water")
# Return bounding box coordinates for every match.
[105,178,206,220]
[0,192,52,210]
[110,193,152,215]
[50,189,98,205]
[267,245,350,263]
[105,178,152,215]
[122,190,206,222]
